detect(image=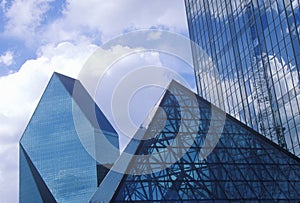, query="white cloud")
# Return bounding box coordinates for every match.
[0,51,13,66]
[147,31,162,40]
[1,0,189,62]
[0,0,7,11]
[40,0,188,44]
[4,0,54,40]
[64,0,187,36]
